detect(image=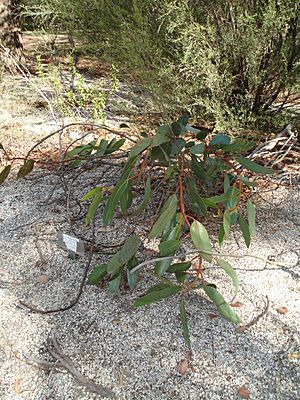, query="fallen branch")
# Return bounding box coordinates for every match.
[236,296,269,332]
[23,336,115,398]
